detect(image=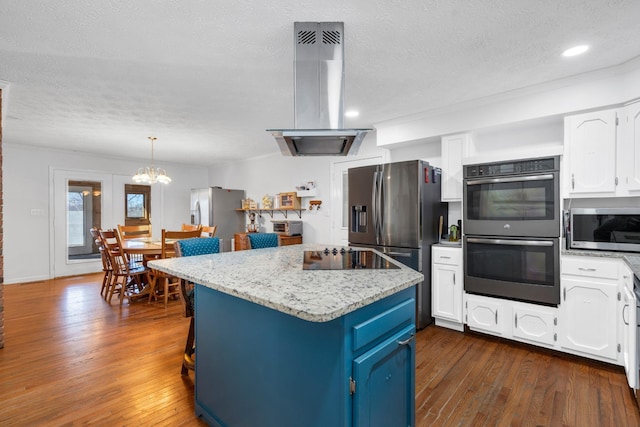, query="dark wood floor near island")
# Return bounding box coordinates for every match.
[1,274,639,426]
